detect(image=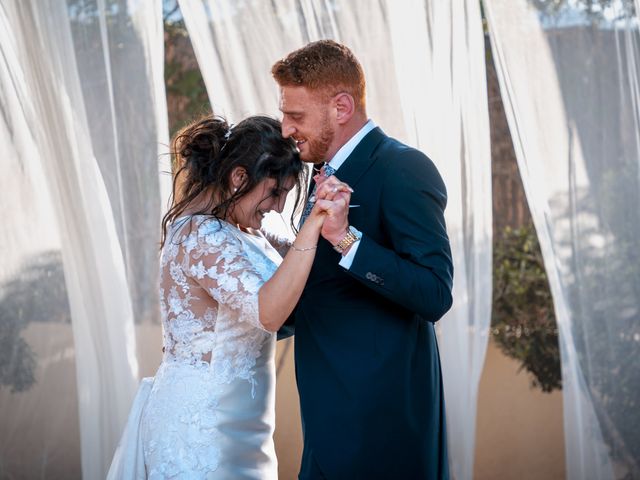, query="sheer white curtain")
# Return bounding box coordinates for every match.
[0,0,168,478]
[484,1,640,478]
[70,0,170,325]
[179,2,492,478]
